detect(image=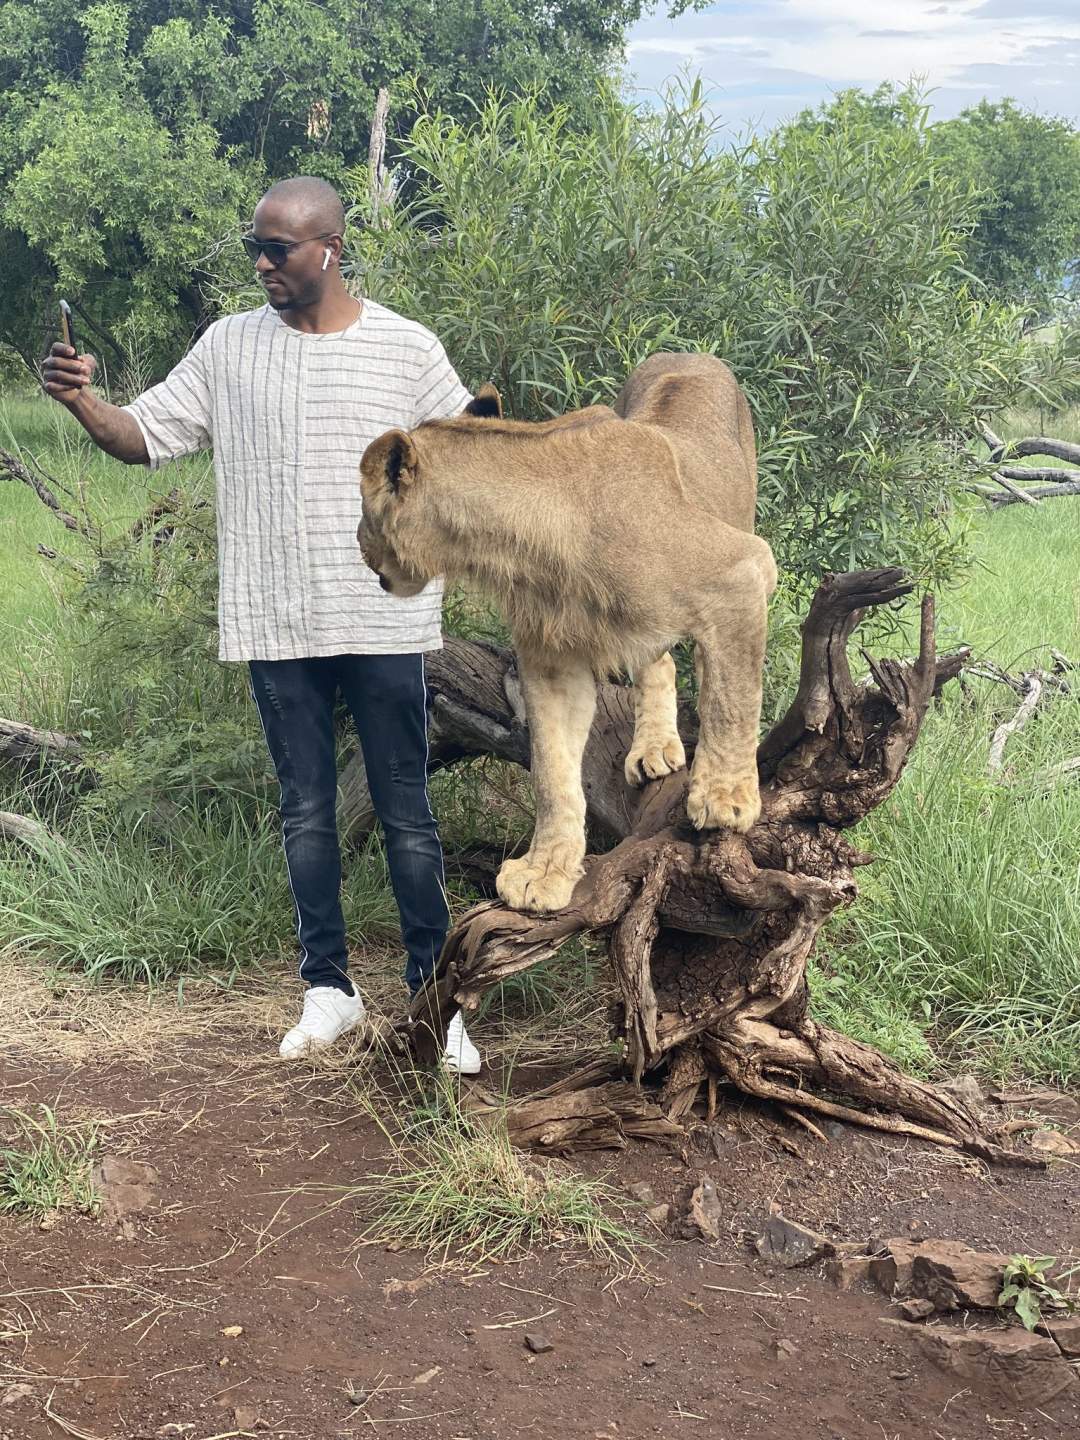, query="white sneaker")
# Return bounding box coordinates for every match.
[443,1011,481,1075]
[279,984,366,1059]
